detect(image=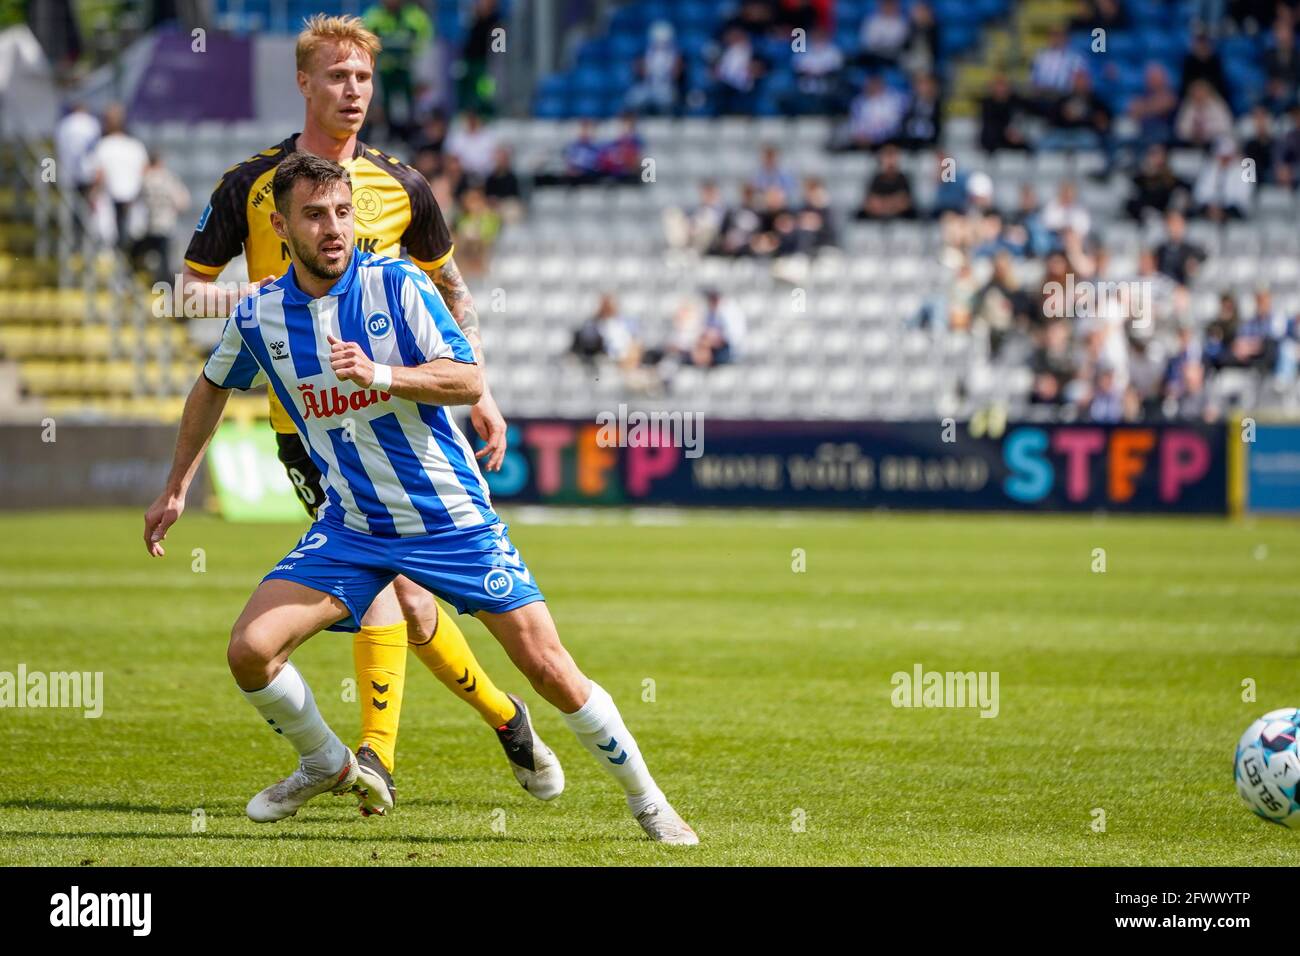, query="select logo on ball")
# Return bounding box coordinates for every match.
[483,568,514,599]
[366,311,393,339]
